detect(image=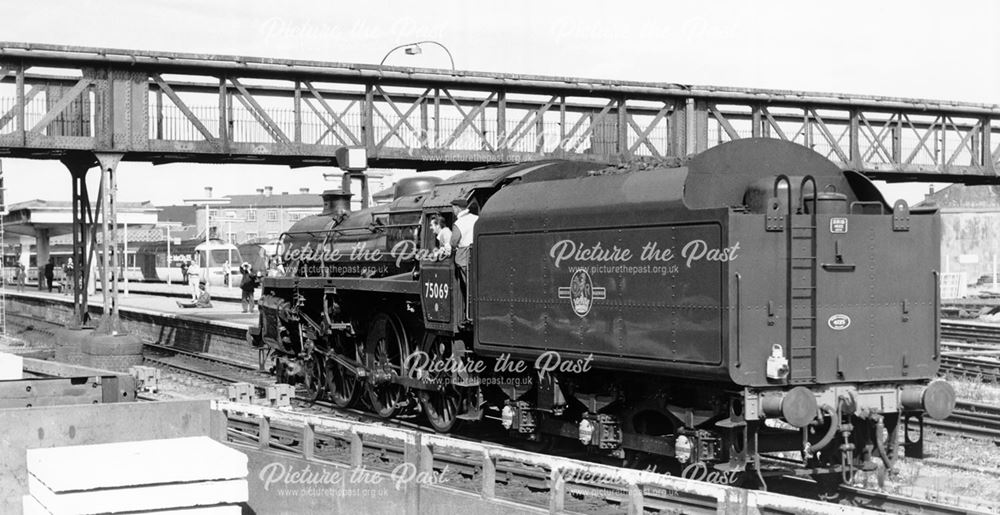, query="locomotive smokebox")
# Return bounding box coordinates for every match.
[321,189,352,217]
